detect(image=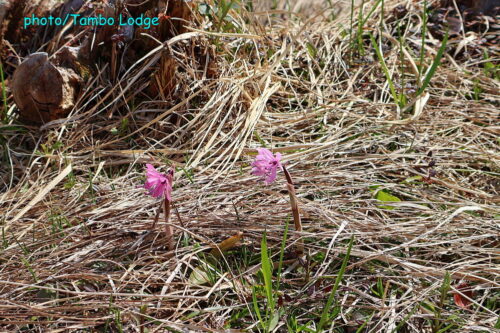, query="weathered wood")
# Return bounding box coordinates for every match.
[11,52,81,125]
